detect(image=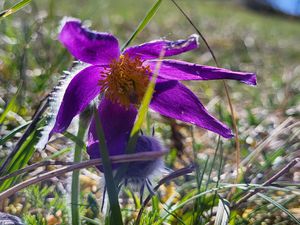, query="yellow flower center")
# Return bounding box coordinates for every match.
[99,54,151,108]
